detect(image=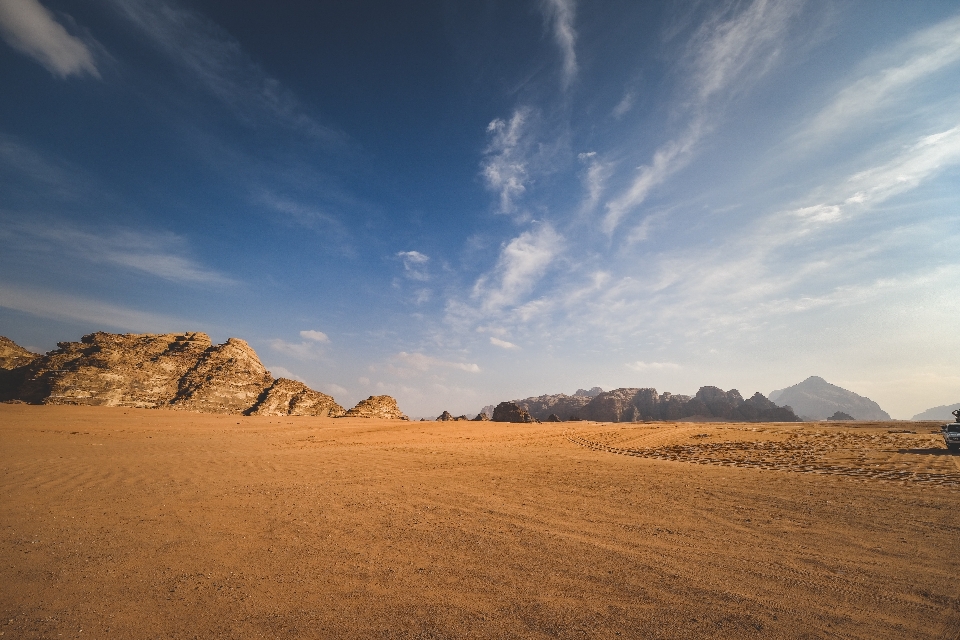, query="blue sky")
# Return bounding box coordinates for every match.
[1,0,959,418]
